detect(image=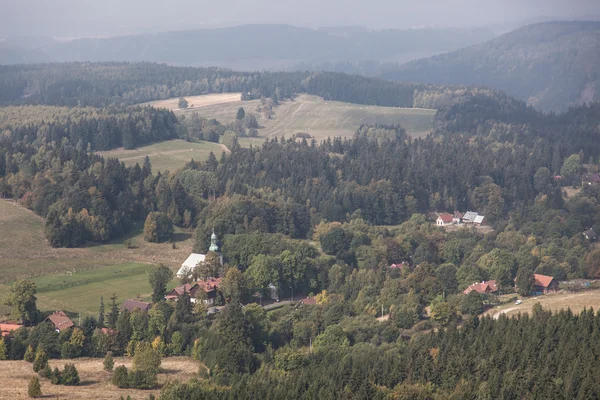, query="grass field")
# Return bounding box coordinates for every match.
[97,139,225,172]
[0,356,200,400]
[485,289,600,319]
[169,94,436,140]
[142,93,242,110]
[0,200,194,317]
